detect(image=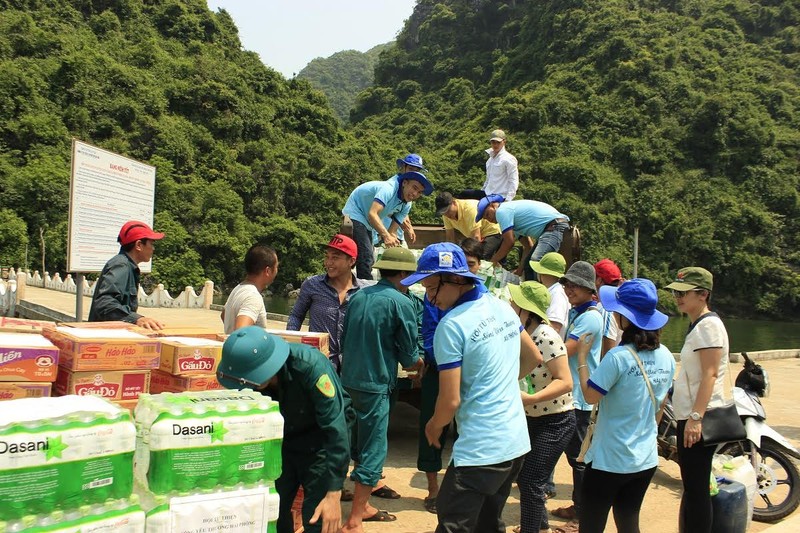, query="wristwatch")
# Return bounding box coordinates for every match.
[689,411,703,421]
